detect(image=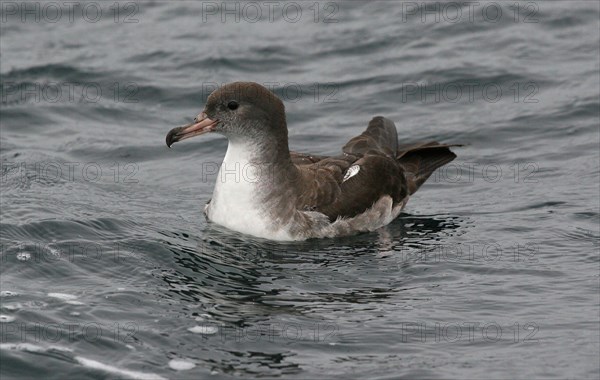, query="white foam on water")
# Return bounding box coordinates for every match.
[47,293,78,301]
[0,291,18,297]
[16,252,31,261]
[2,303,21,311]
[168,359,196,371]
[188,325,218,335]
[0,343,72,353]
[47,246,61,257]
[75,356,167,380]
[0,315,16,323]
[1,343,45,352]
[194,314,212,322]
